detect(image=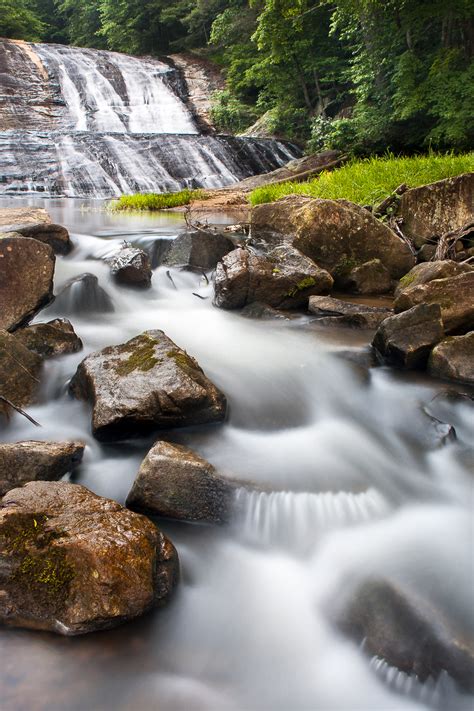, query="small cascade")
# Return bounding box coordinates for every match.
[234,487,390,551]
